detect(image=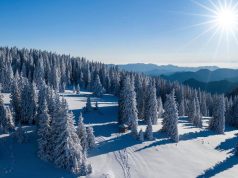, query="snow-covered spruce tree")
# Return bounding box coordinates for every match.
[77,112,88,152]
[1,106,15,133]
[138,129,144,142]
[200,93,208,117]
[134,75,145,120]
[50,93,63,160]
[92,74,105,97]
[37,98,52,161]
[193,92,202,128]
[122,76,138,137]
[85,97,92,112]
[145,117,153,140]
[178,98,185,116]
[10,78,21,124]
[209,95,226,134]
[188,98,196,123]
[145,81,158,125]
[73,85,76,93]
[15,124,26,143]
[86,126,96,149]
[76,84,80,94]
[20,80,37,124]
[0,90,5,131]
[80,152,92,176]
[157,97,164,118]
[162,90,179,142]
[54,100,84,174]
[36,82,47,125]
